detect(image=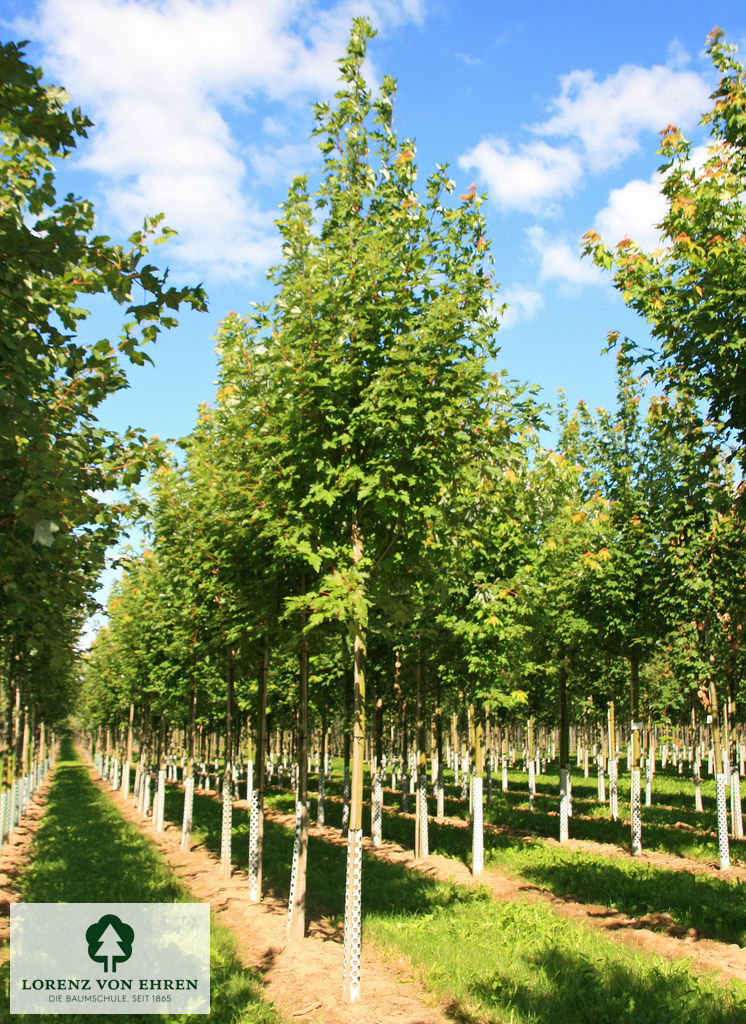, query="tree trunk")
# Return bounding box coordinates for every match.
[221,648,234,879]
[559,664,570,842]
[288,622,310,941]
[709,680,730,870]
[630,654,642,855]
[343,514,366,1004]
[414,645,428,859]
[249,639,268,902]
[471,703,484,876]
